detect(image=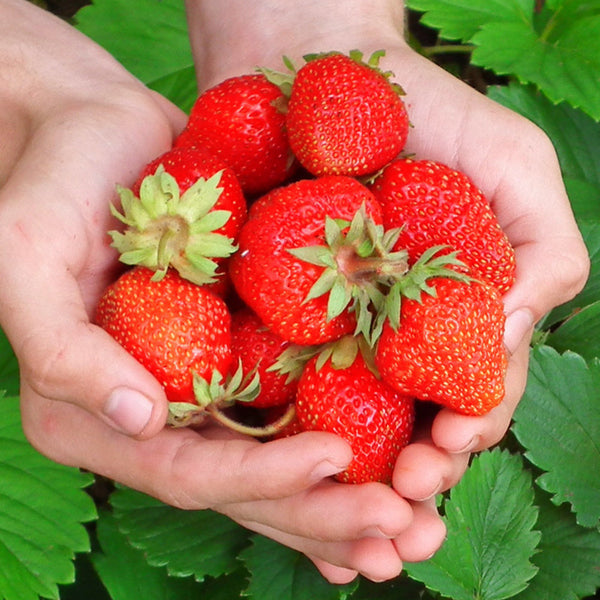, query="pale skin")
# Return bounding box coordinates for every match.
[0,0,589,586]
